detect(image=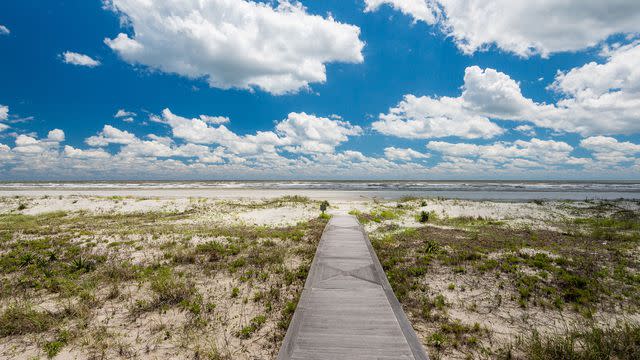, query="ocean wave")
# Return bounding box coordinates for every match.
[1,181,639,193]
